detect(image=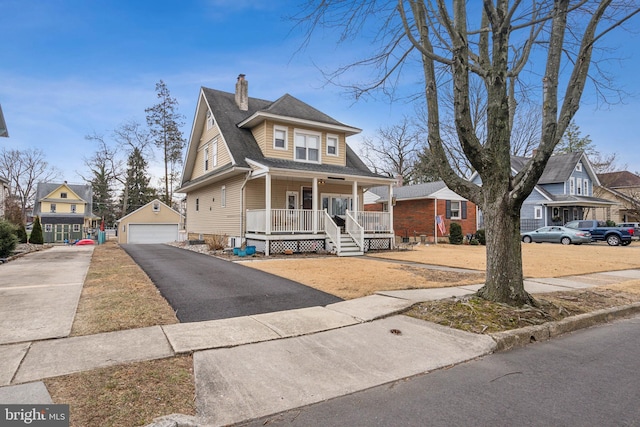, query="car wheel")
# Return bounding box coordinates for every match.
[522,236,532,243]
[561,237,571,245]
[606,235,621,246]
